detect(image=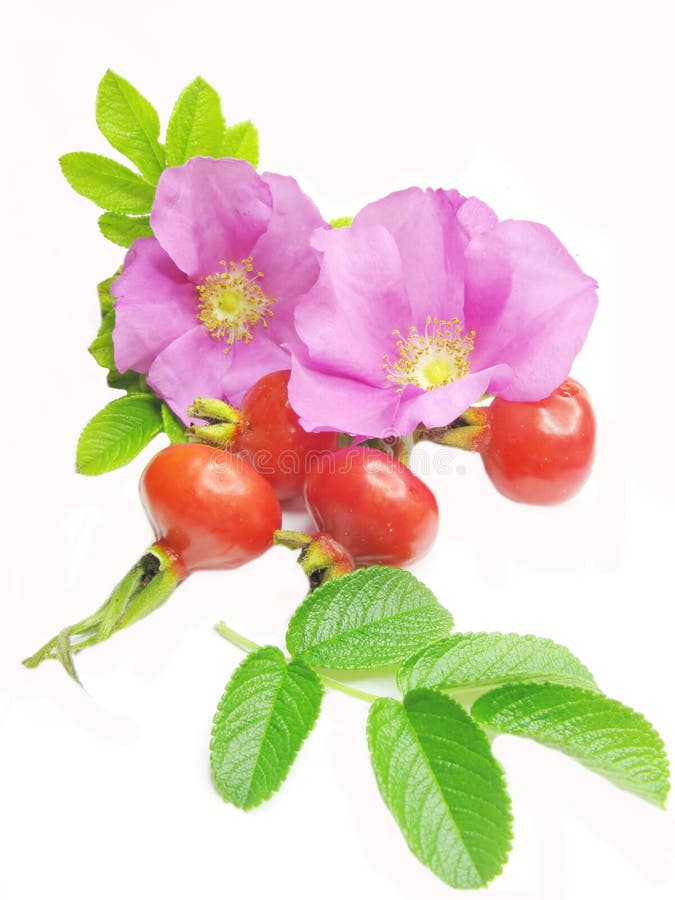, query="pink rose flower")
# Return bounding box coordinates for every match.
[288,188,598,438]
[111,157,327,421]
